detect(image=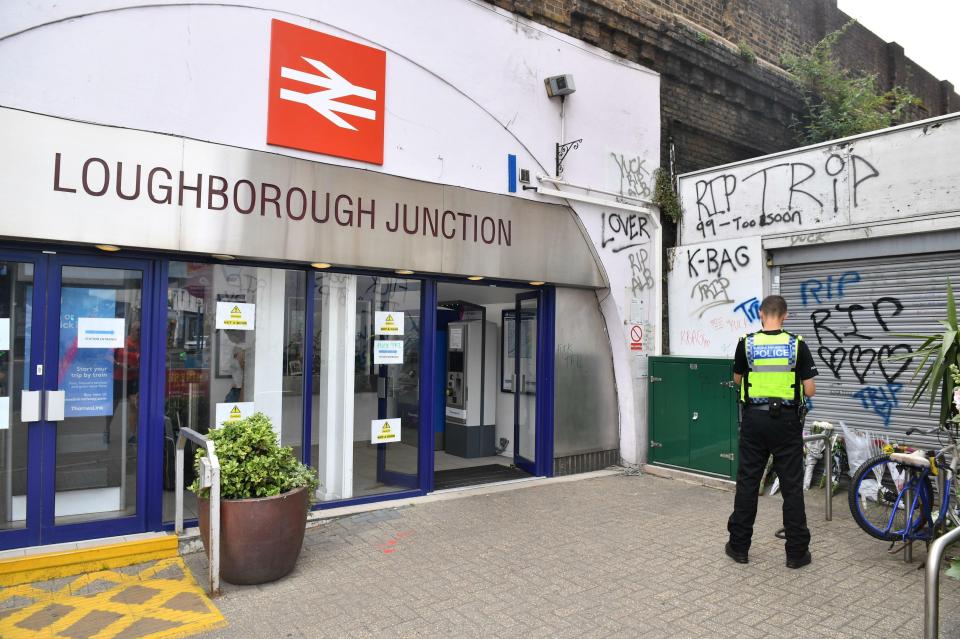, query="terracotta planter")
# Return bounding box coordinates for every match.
[198,486,309,585]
